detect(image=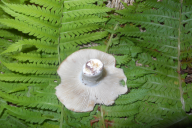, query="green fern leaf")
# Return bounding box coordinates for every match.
[0,81,28,93]
[153,110,191,128]
[89,45,106,52]
[142,90,180,105]
[2,2,62,23]
[2,62,57,75]
[0,5,59,31]
[138,53,177,69]
[1,39,57,54]
[5,105,47,124]
[0,29,20,41]
[126,78,147,88]
[142,75,179,93]
[63,4,112,17]
[136,111,163,124]
[0,91,61,111]
[145,0,180,11]
[139,102,181,117]
[0,112,28,128]
[0,19,58,41]
[0,38,13,48]
[0,73,59,83]
[62,15,108,26]
[36,122,60,128]
[11,53,59,64]
[115,89,148,105]
[123,66,154,80]
[111,117,143,128]
[65,108,90,118]
[64,0,98,8]
[109,46,142,57]
[30,0,61,11]
[183,84,192,112]
[102,103,140,117]
[60,31,108,48]
[60,24,100,36]
[115,55,131,65]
